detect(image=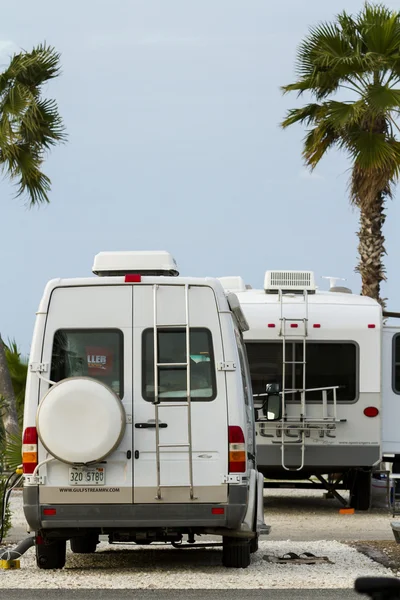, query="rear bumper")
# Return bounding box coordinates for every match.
[257,443,381,476]
[23,485,248,532]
